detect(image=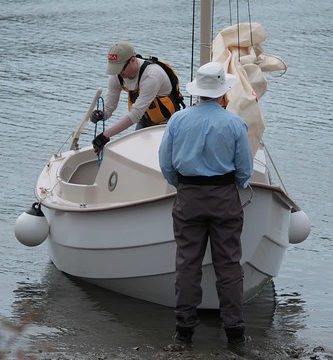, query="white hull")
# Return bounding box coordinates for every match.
[36,126,296,308]
[82,264,271,308]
